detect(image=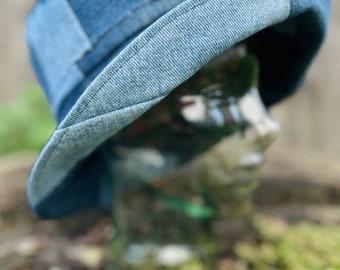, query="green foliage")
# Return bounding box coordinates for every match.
[234,215,340,270]
[0,85,55,155]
